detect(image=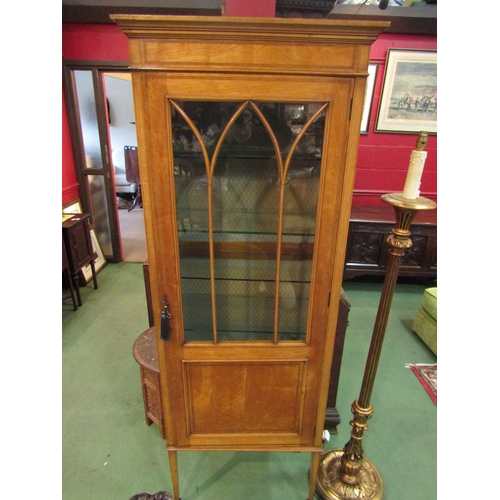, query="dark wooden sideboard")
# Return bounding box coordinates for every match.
[344,205,437,280]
